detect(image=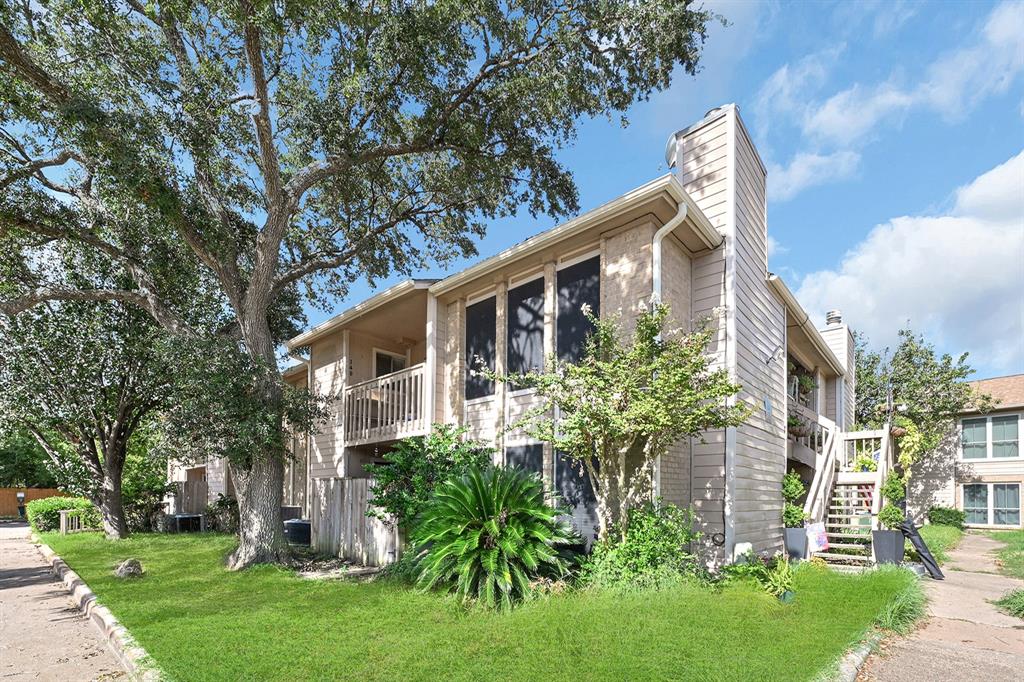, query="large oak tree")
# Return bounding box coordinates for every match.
[0,0,716,568]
